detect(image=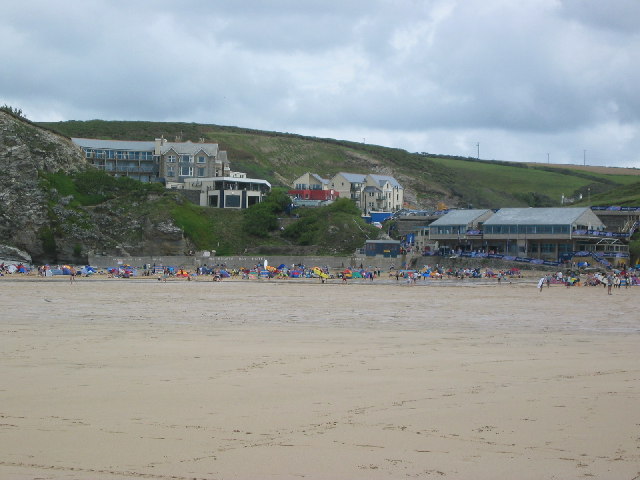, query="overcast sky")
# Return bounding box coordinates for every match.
[2,0,639,168]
